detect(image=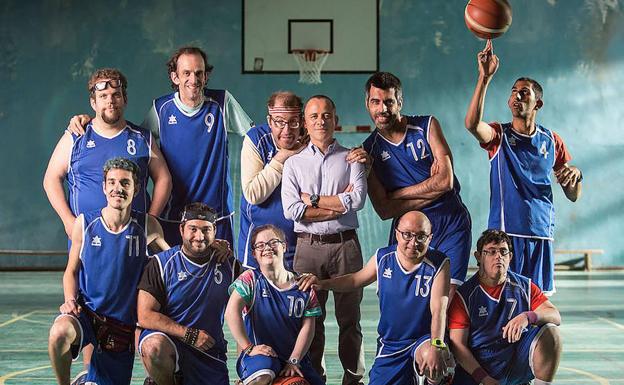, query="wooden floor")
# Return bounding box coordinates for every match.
[0,271,623,384]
